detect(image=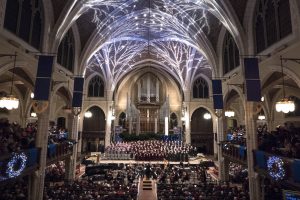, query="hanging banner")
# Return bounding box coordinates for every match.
[212,79,224,109]
[33,56,54,101]
[72,77,84,107]
[244,58,261,102]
